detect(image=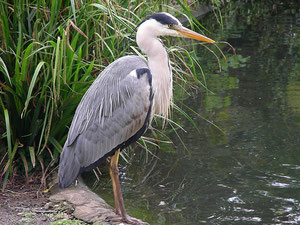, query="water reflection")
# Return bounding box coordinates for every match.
[84,7,300,225]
